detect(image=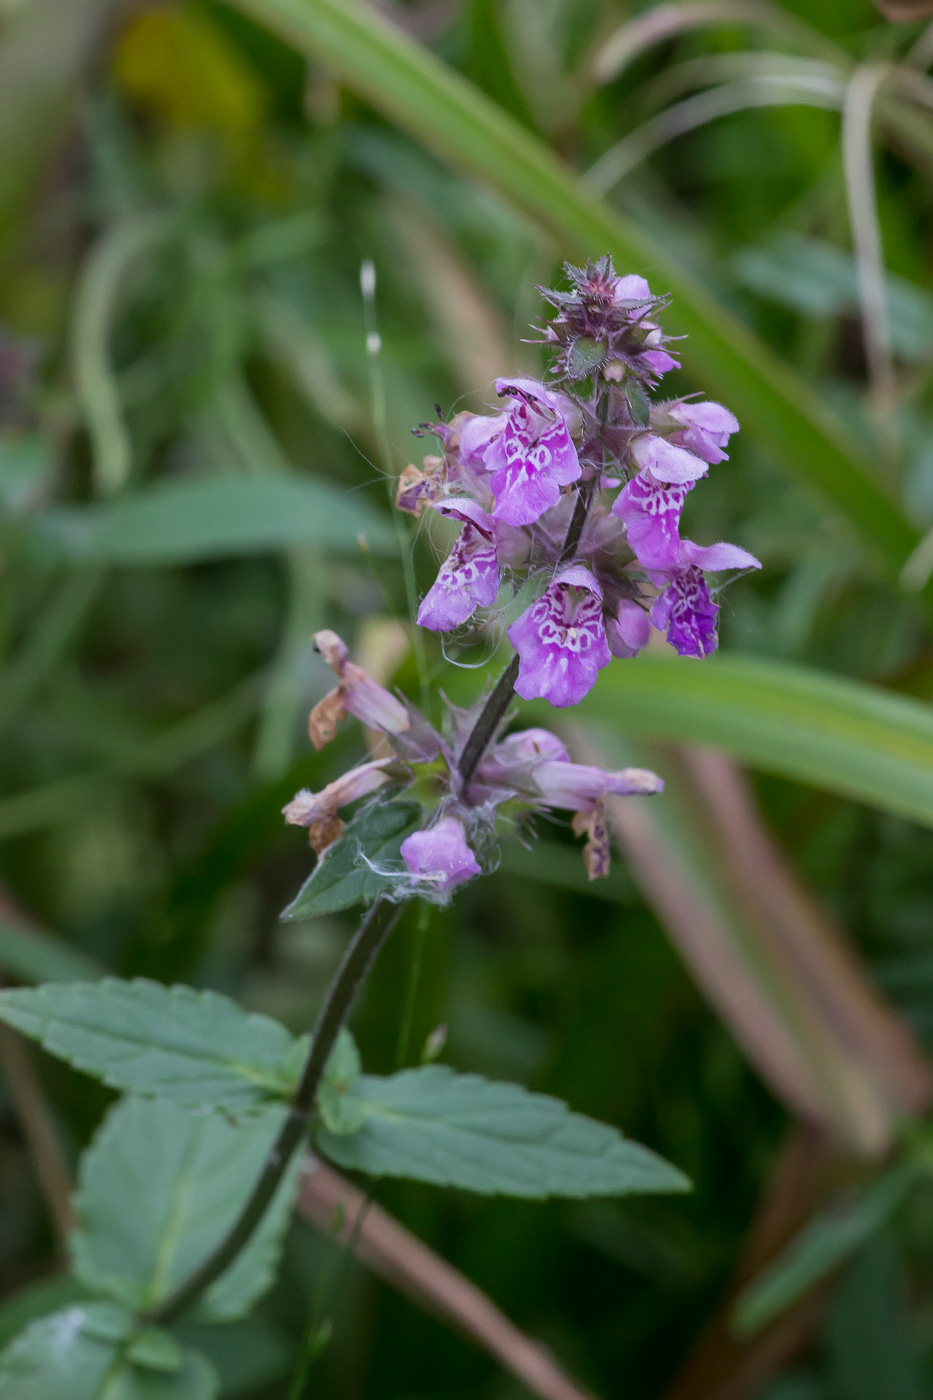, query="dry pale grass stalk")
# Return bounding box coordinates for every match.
[663,1126,852,1400]
[298,1157,600,1400]
[569,730,930,1155]
[0,1023,74,1248]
